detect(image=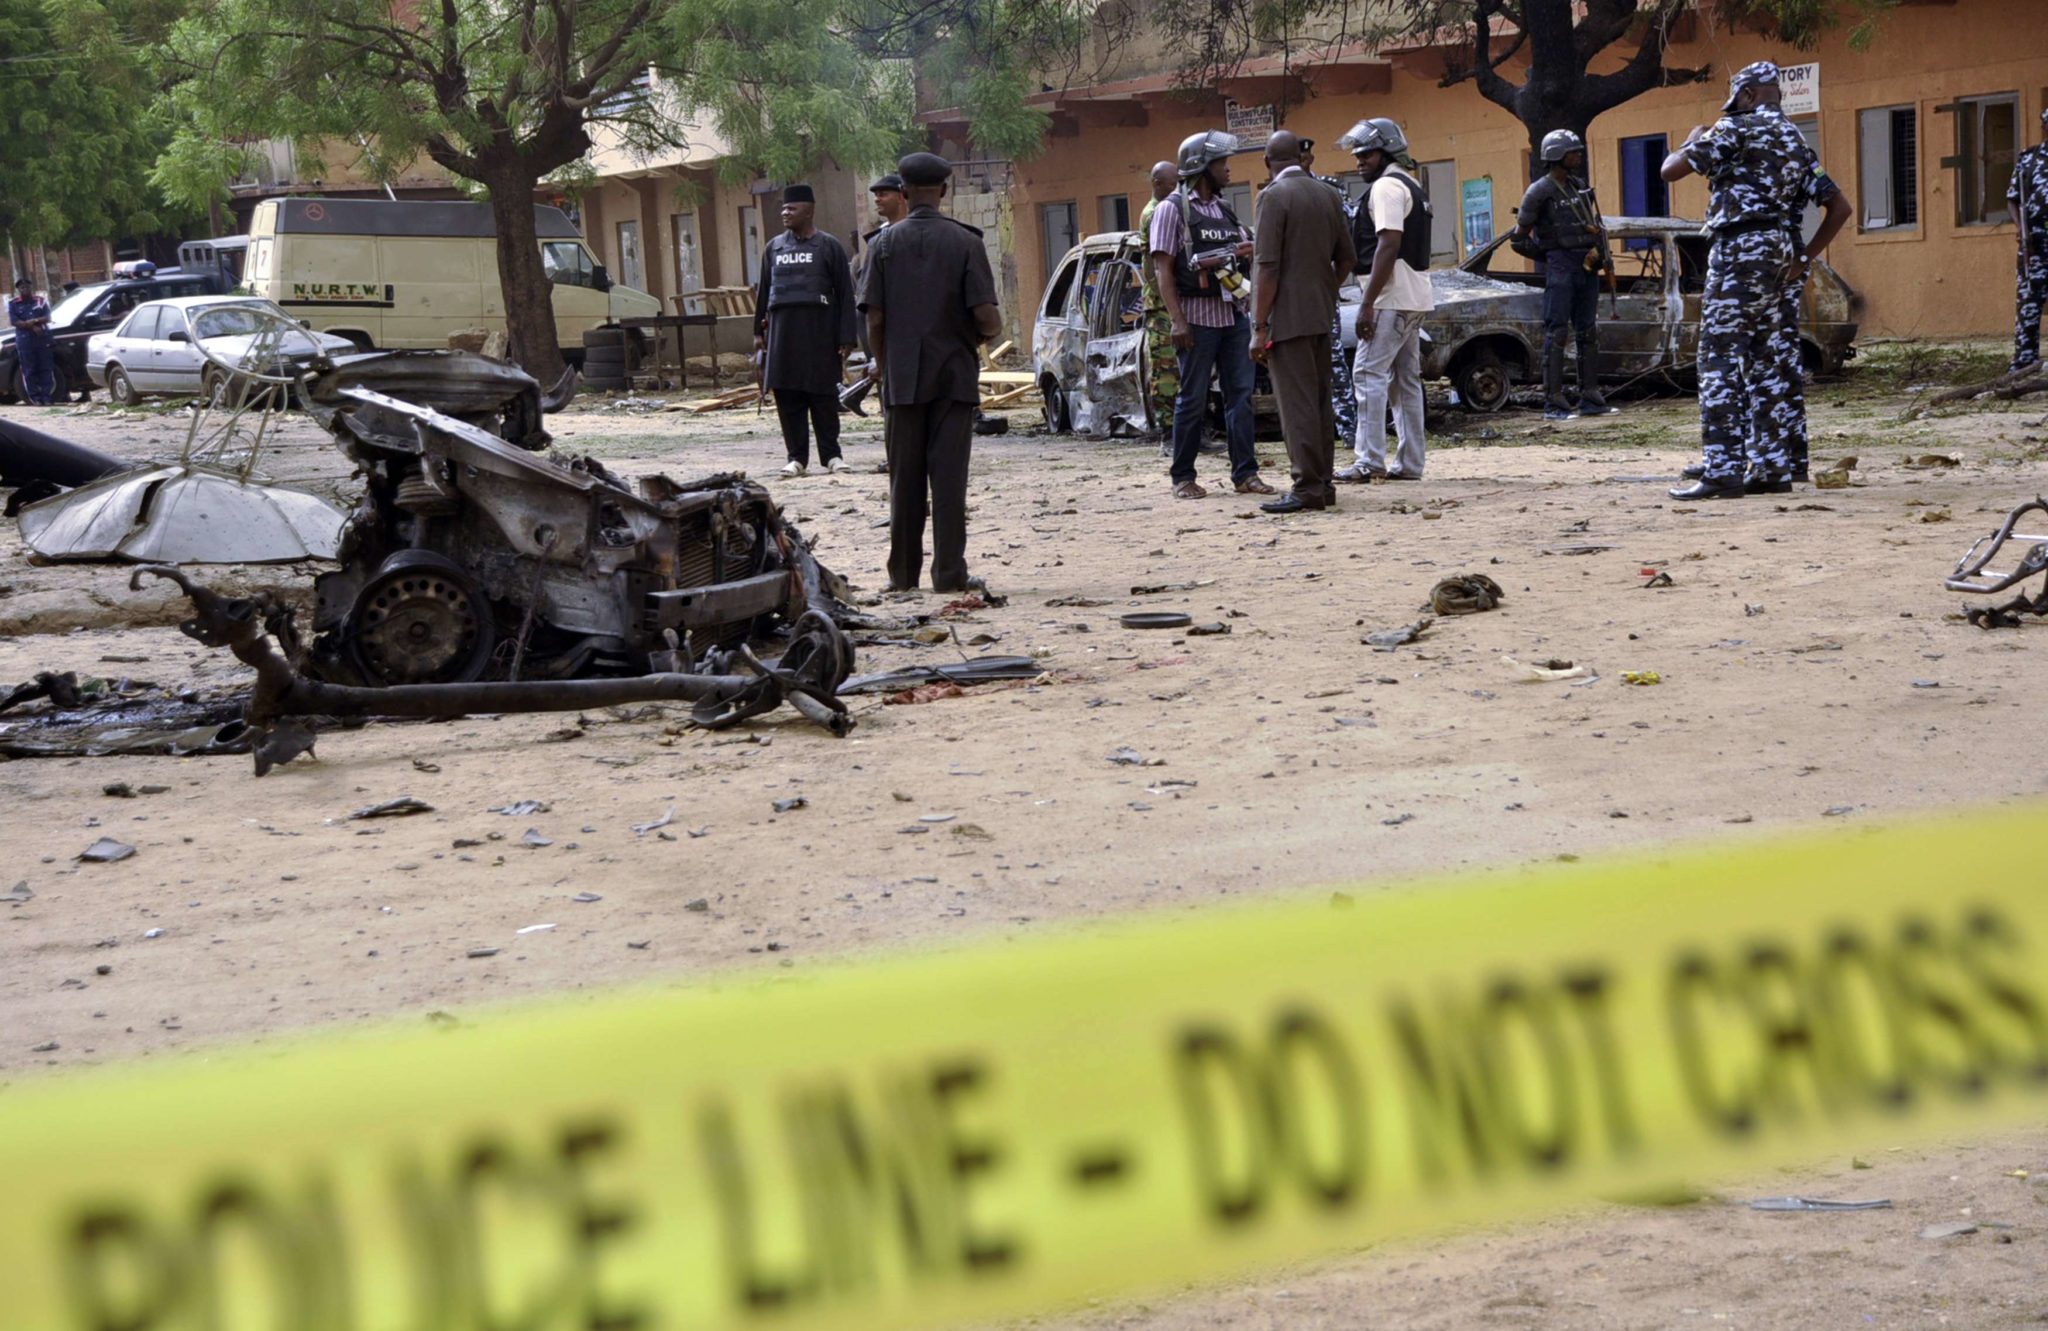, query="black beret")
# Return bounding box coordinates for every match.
[781,183,816,204]
[869,173,905,194]
[898,152,953,186]
[13,277,32,289]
